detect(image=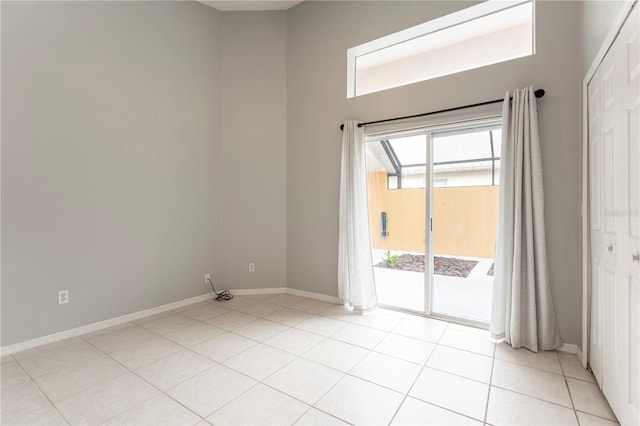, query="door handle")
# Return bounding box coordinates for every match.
[633,252,640,262]
[607,244,613,252]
